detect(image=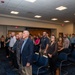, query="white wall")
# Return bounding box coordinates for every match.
[0,26,25,37]
[0,16,74,38]
[0,26,7,37]
[7,26,25,32]
[63,23,74,34]
[73,23,75,33]
[0,17,64,37]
